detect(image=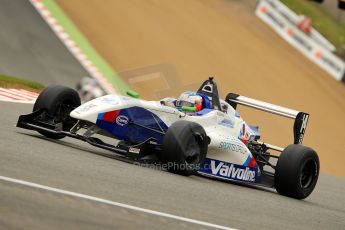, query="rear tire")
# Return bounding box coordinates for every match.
[274,144,319,199]
[160,120,208,176]
[33,85,81,139]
